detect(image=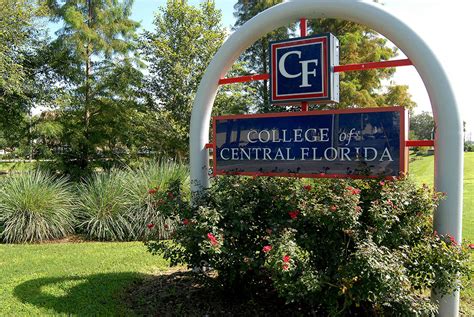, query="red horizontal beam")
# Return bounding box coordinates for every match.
[334,58,412,73]
[205,143,214,149]
[218,73,269,85]
[406,140,435,147]
[218,59,412,85]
